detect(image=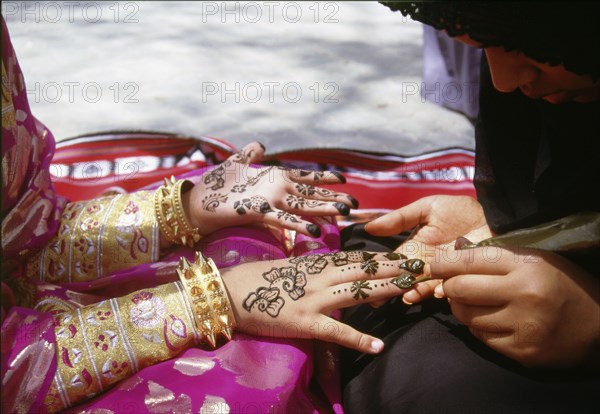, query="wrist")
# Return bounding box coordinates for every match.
[176,252,236,348]
[154,177,201,248]
[180,188,199,229]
